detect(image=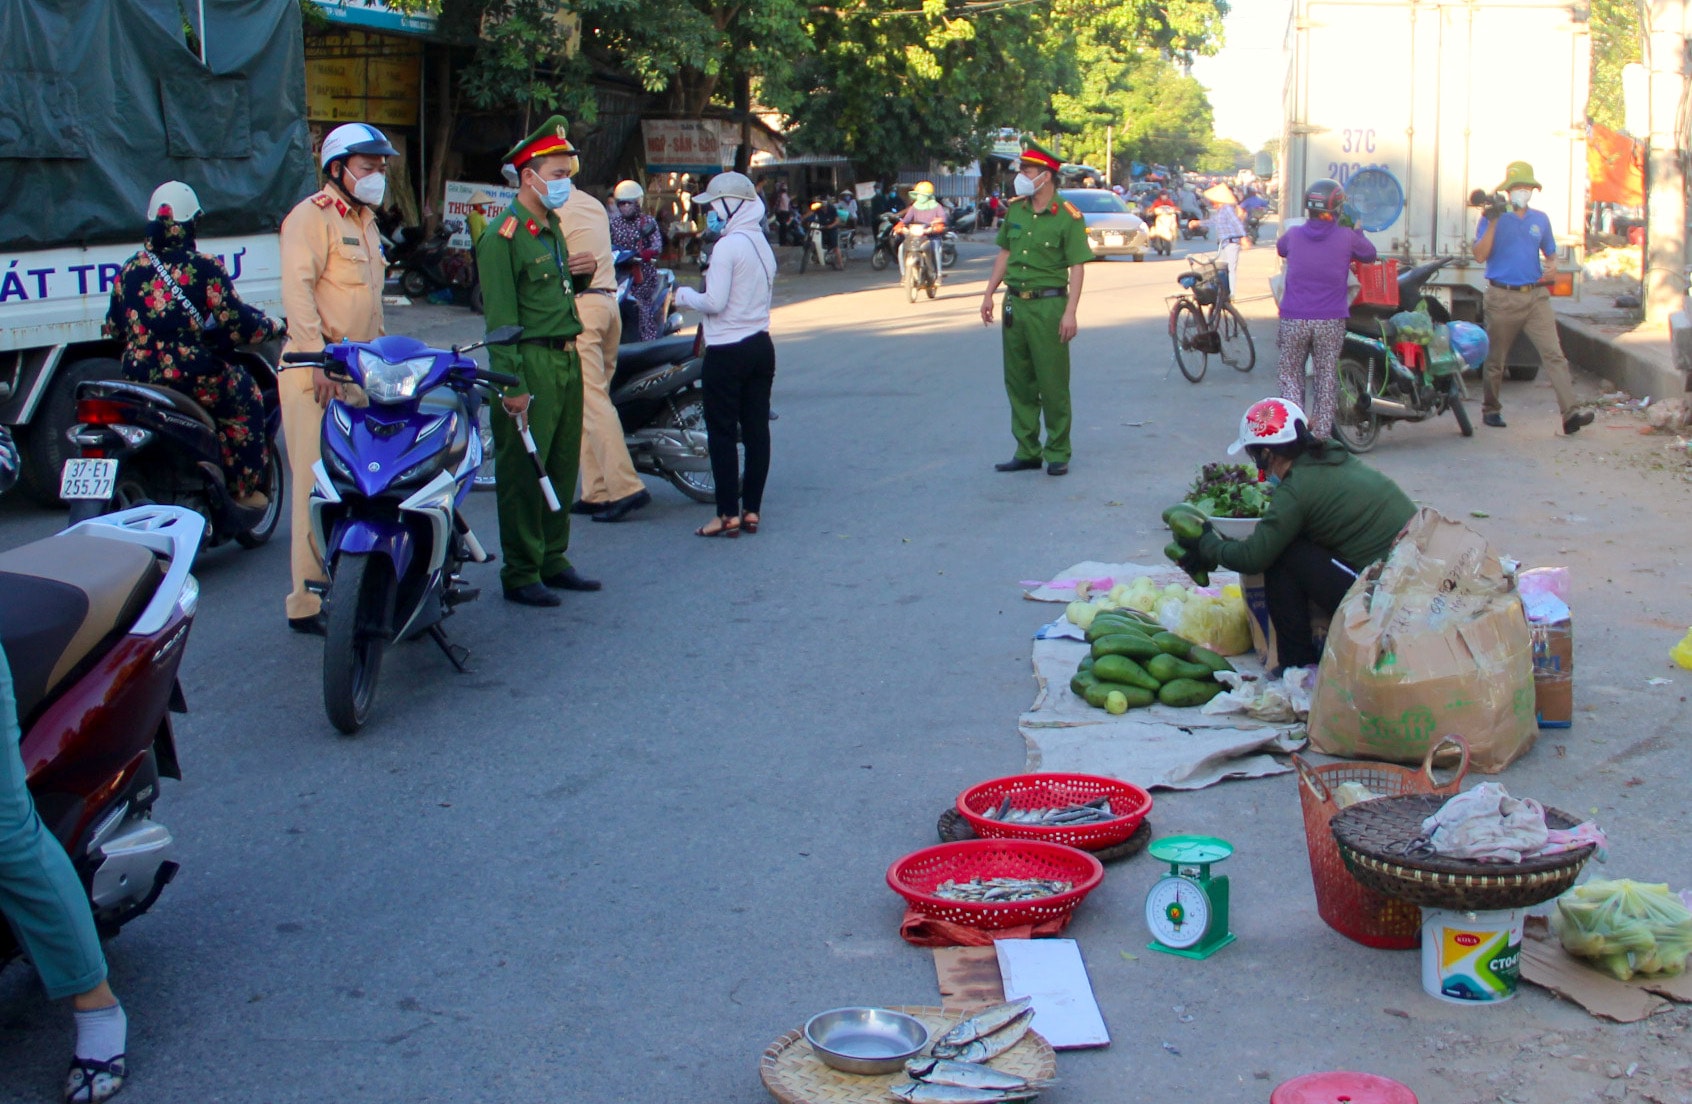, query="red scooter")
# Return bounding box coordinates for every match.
[0,505,203,952]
